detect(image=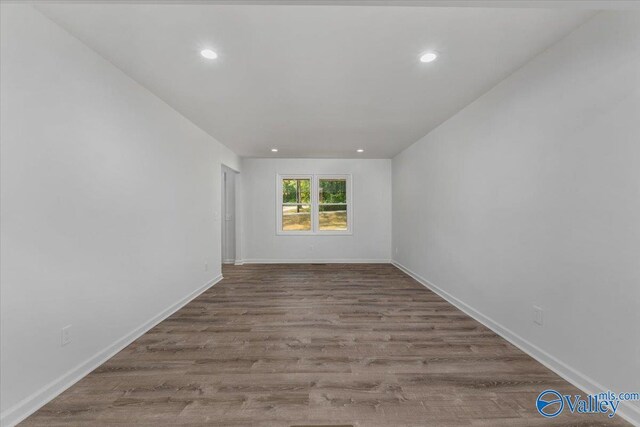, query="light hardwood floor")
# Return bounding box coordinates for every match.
[21,264,629,426]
